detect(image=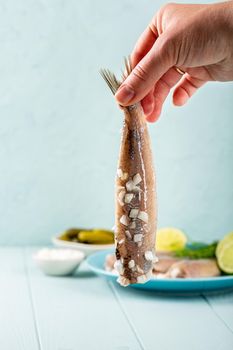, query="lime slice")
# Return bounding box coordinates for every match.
[216,232,233,257]
[217,241,233,274]
[216,232,233,274]
[156,227,187,252]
